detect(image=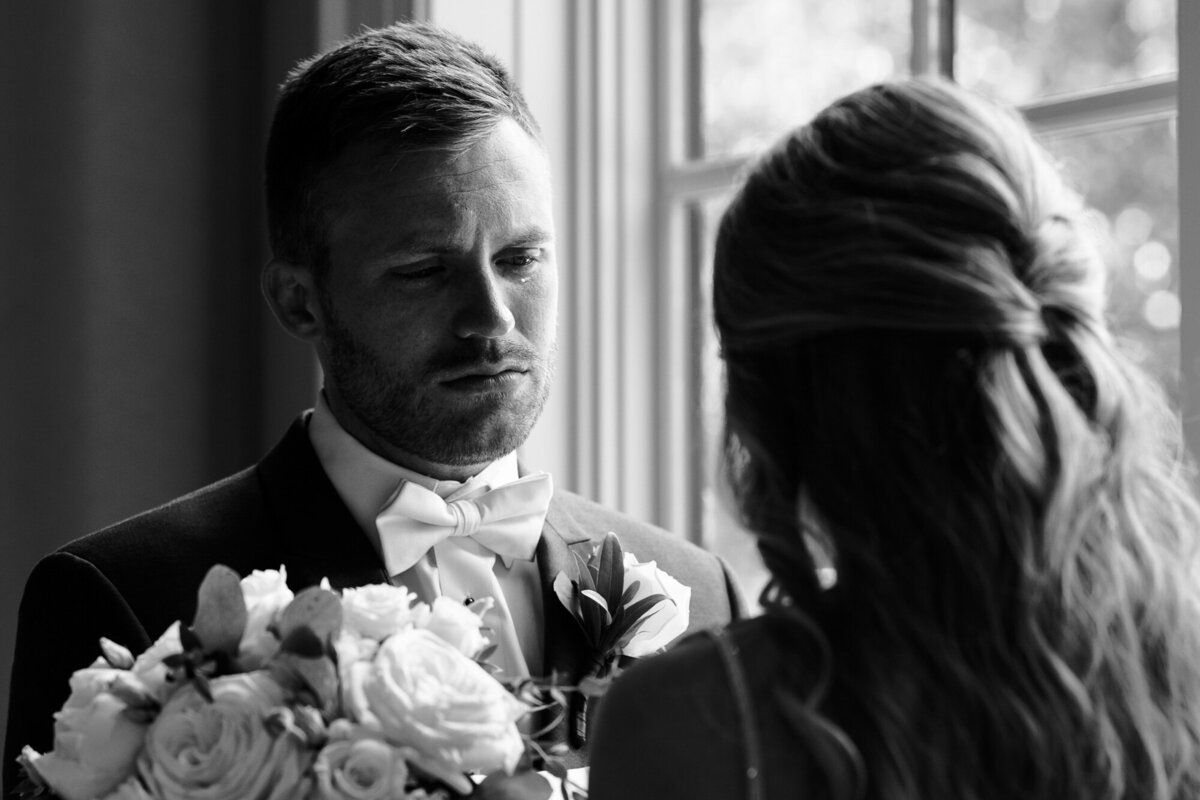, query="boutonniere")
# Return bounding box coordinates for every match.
[552,532,691,746]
